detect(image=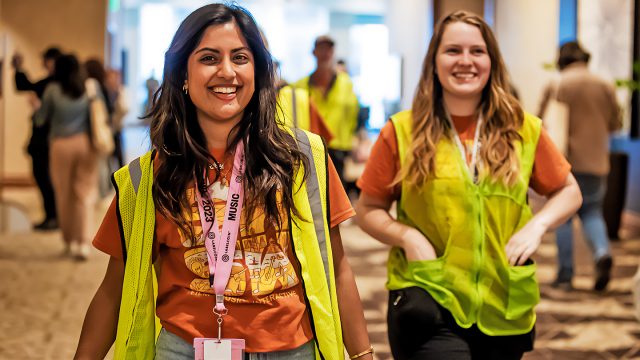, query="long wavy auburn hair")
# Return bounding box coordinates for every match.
[145,4,308,238]
[398,11,524,188]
